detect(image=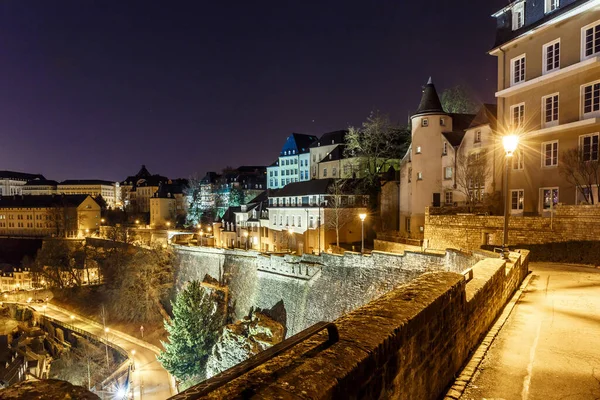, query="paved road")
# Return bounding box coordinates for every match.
[31,304,173,400]
[462,262,600,400]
